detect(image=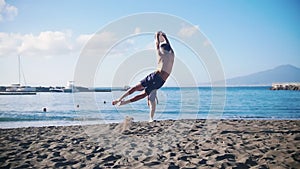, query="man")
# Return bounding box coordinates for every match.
[112,31,175,122]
